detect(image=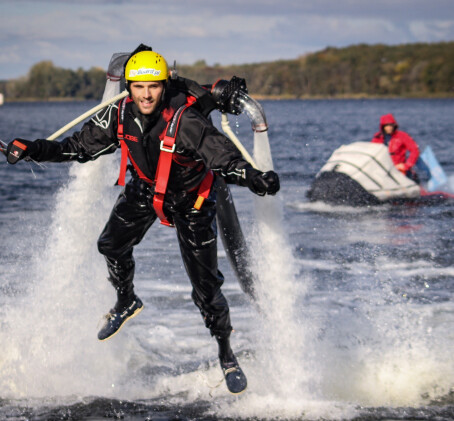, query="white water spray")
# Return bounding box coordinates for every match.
[0,80,139,399]
[234,131,317,416]
[252,131,308,392]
